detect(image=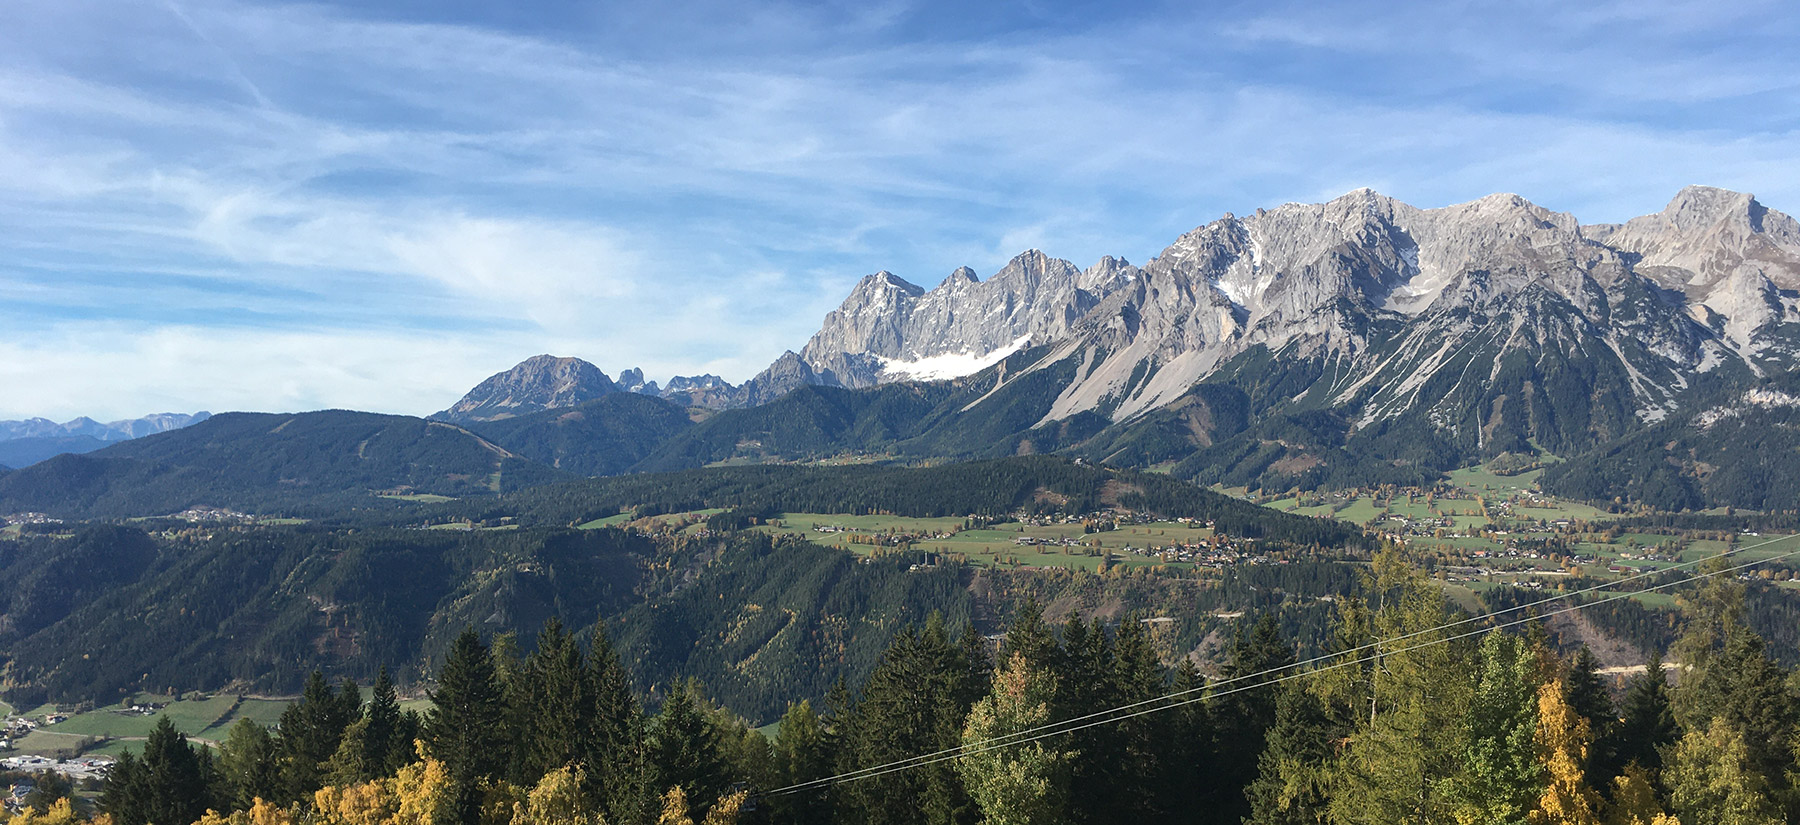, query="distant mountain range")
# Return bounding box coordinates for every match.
[411,186,1800,511]
[5,186,1796,514]
[0,412,210,469]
